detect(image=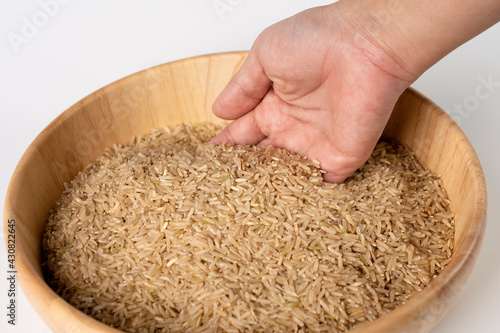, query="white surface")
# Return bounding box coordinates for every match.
[1,1,499,332]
